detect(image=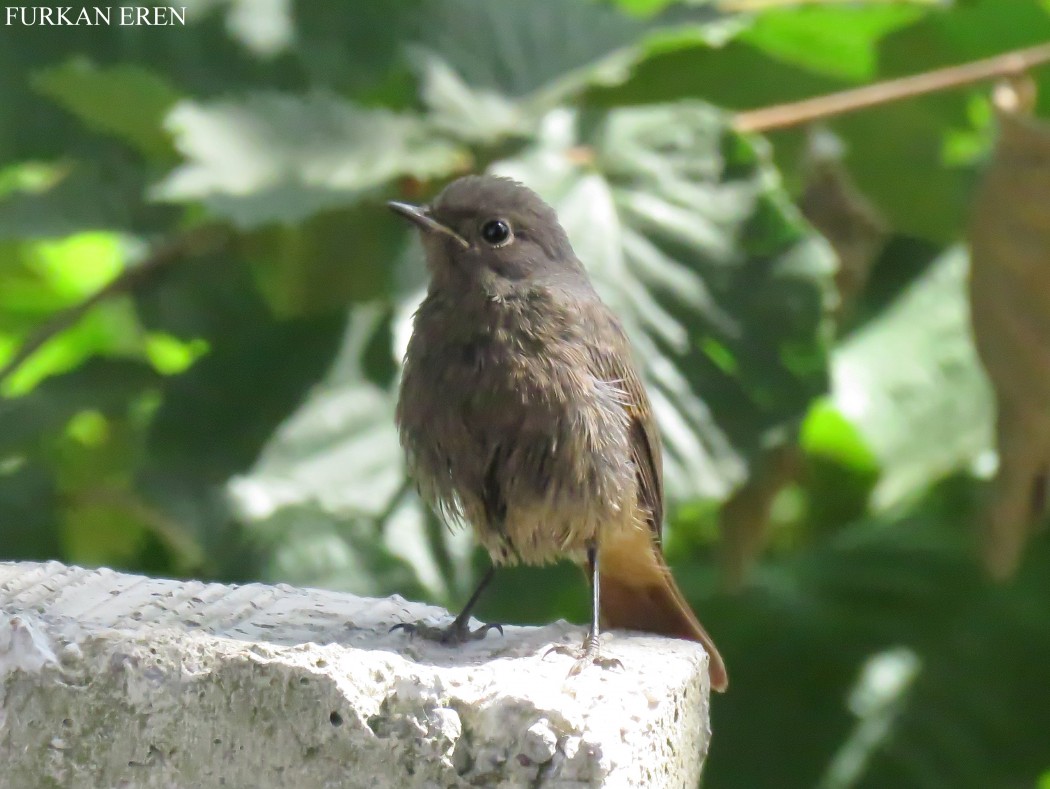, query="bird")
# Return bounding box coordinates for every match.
[388,174,727,692]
